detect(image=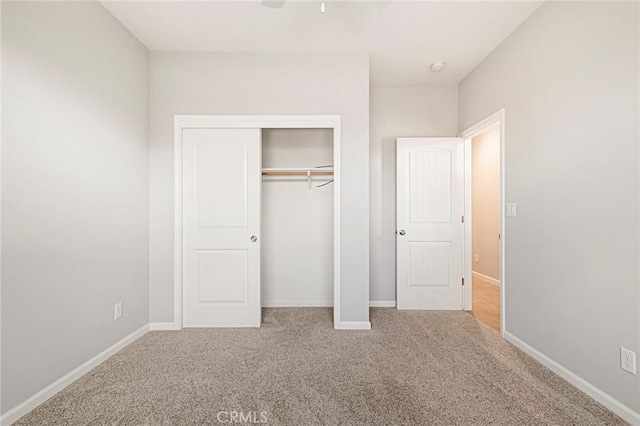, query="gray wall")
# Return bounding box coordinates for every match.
[149,52,370,323]
[369,84,458,302]
[1,2,150,413]
[459,1,639,411]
